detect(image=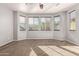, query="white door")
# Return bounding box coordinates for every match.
[17,16,27,40]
